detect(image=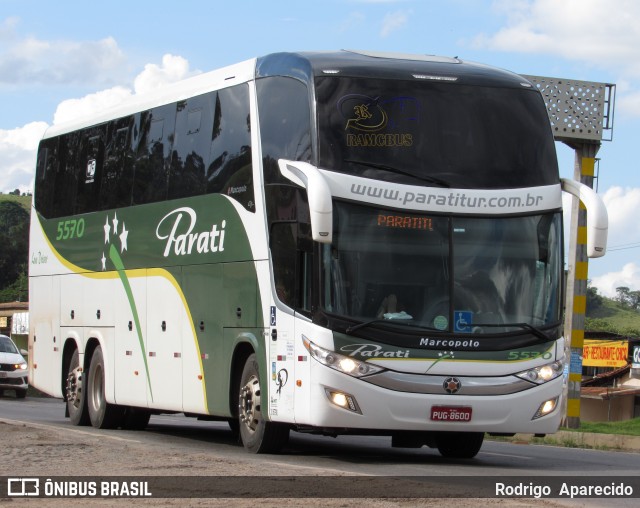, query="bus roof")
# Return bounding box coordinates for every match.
[43,50,533,140]
[256,50,533,88]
